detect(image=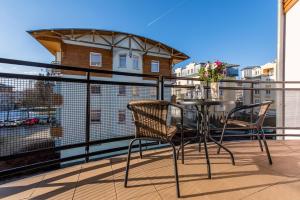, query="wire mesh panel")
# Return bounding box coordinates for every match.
[89,84,158,141]
[0,78,63,157]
